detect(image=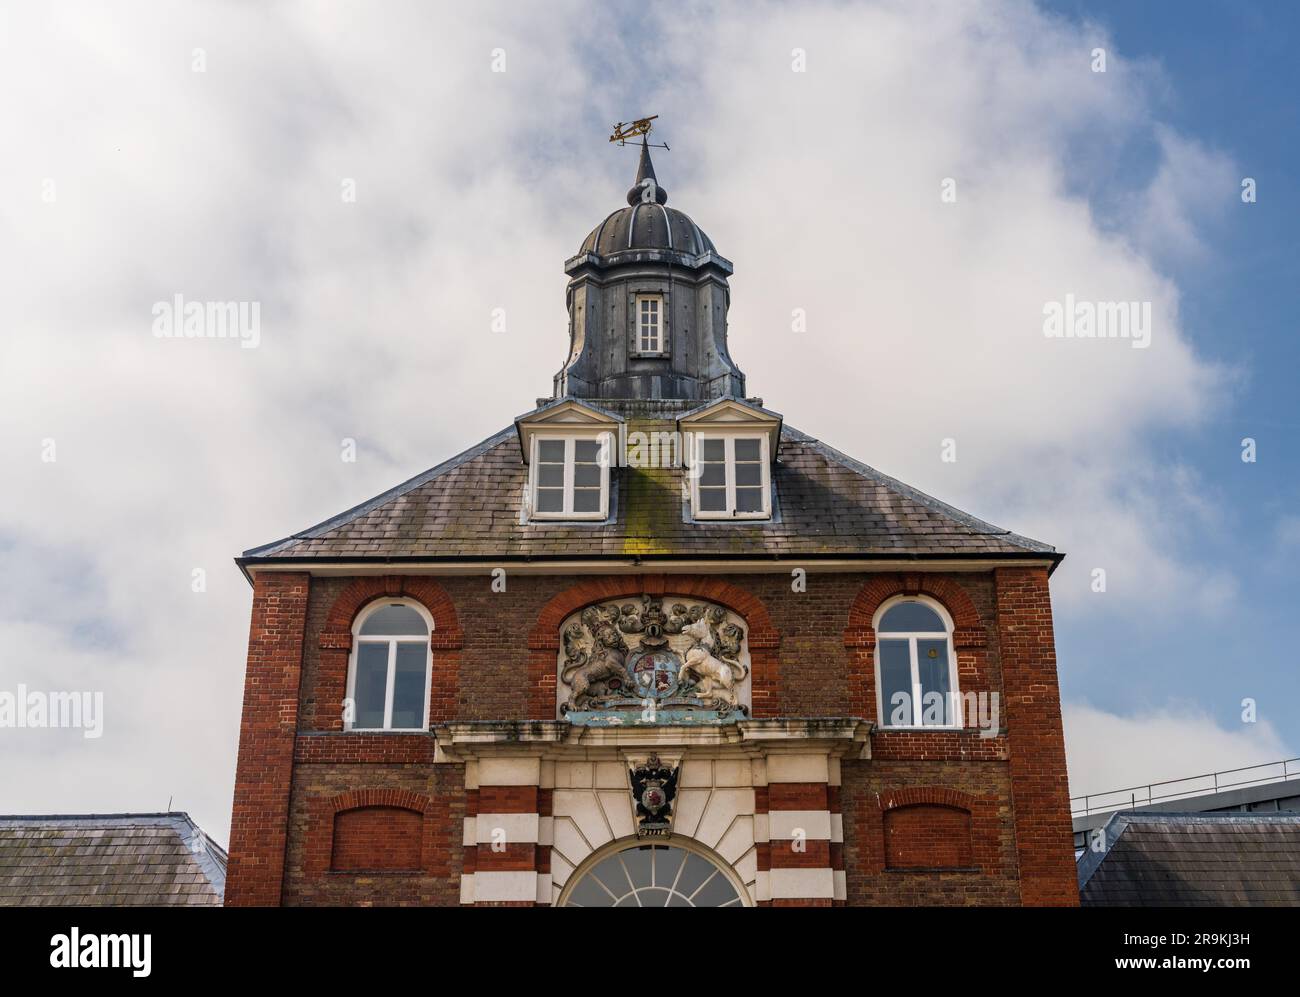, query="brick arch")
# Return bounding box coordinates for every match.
[321,575,462,650]
[882,803,973,871]
[843,573,985,650]
[878,786,978,812]
[305,789,437,877]
[526,574,780,719]
[315,576,463,731]
[329,788,431,815]
[865,786,1000,876]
